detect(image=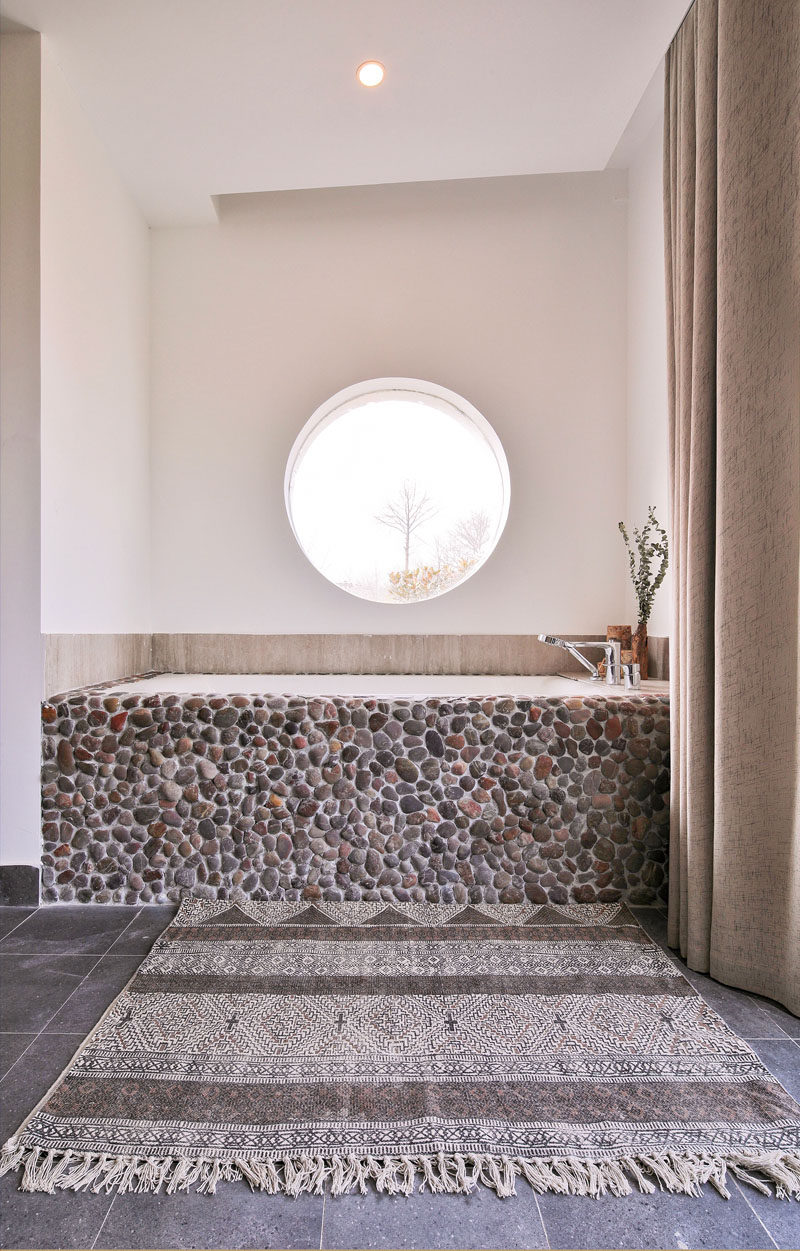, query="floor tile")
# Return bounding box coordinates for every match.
[631,908,799,1041]
[747,1038,800,1103]
[0,954,97,1032]
[629,907,670,949]
[1,1032,115,1251]
[321,1183,548,1250]
[106,904,176,954]
[746,994,800,1039]
[0,1032,37,1080]
[0,1171,114,1251]
[97,1183,325,1249]
[0,906,141,956]
[733,1180,800,1250]
[536,1180,775,1250]
[44,955,143,1033]
[677,968,792,1040]
[0,907,37,941]
[630,911,787,1041]
[0,1031,88,1143]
